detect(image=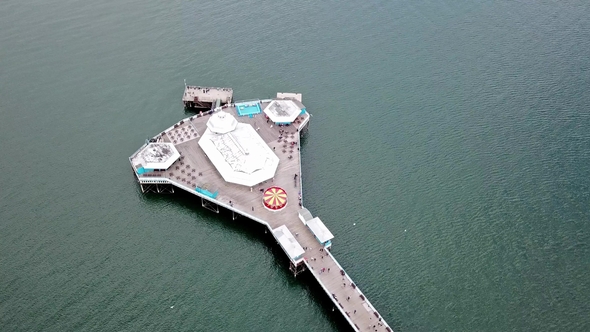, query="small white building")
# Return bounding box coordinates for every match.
[298,208,313,224]
[306,217,334,248]
[273,225,305,263]
[263,99,303,124]
[132,142,180,173]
